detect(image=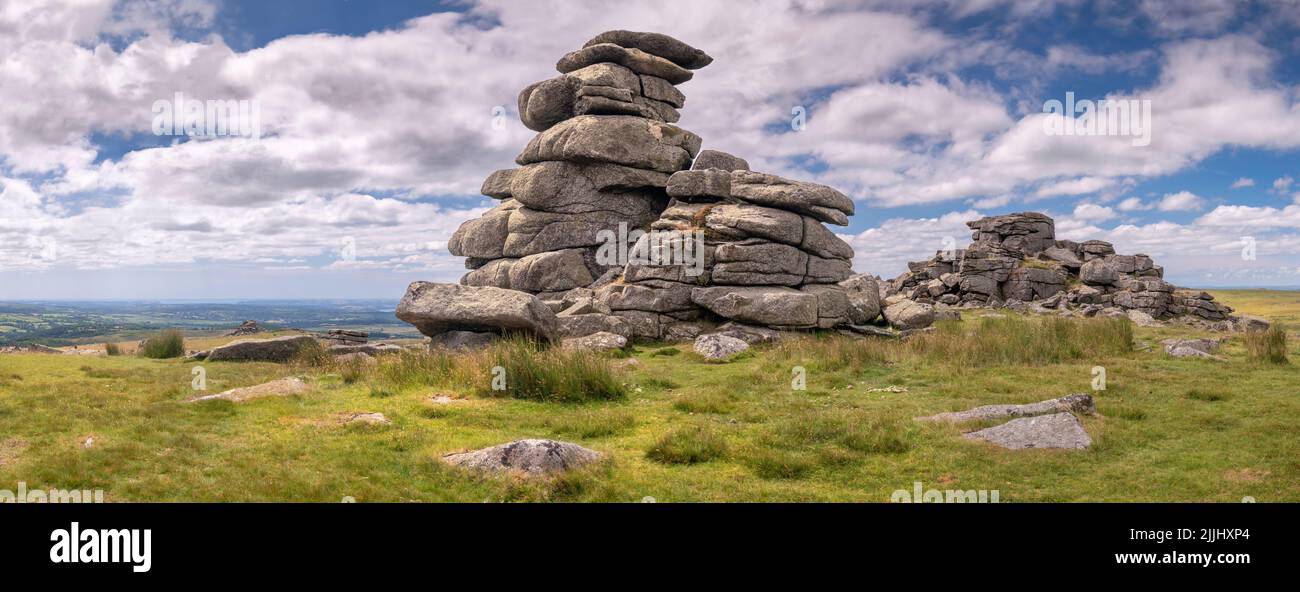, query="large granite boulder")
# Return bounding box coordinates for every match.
[509,161,669,215]
[690,286,820,327]
[883,300,935,331]
[517,115,701,173]
[396,283,559,342]
[205,335,318,363]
